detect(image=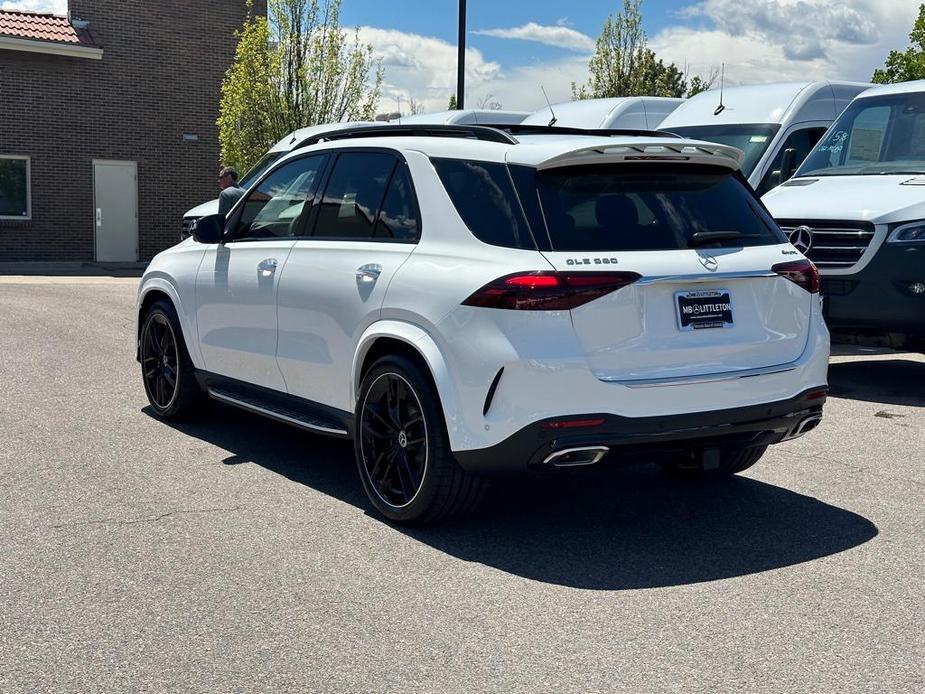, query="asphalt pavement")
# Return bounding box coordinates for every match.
[1,277,923,693]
